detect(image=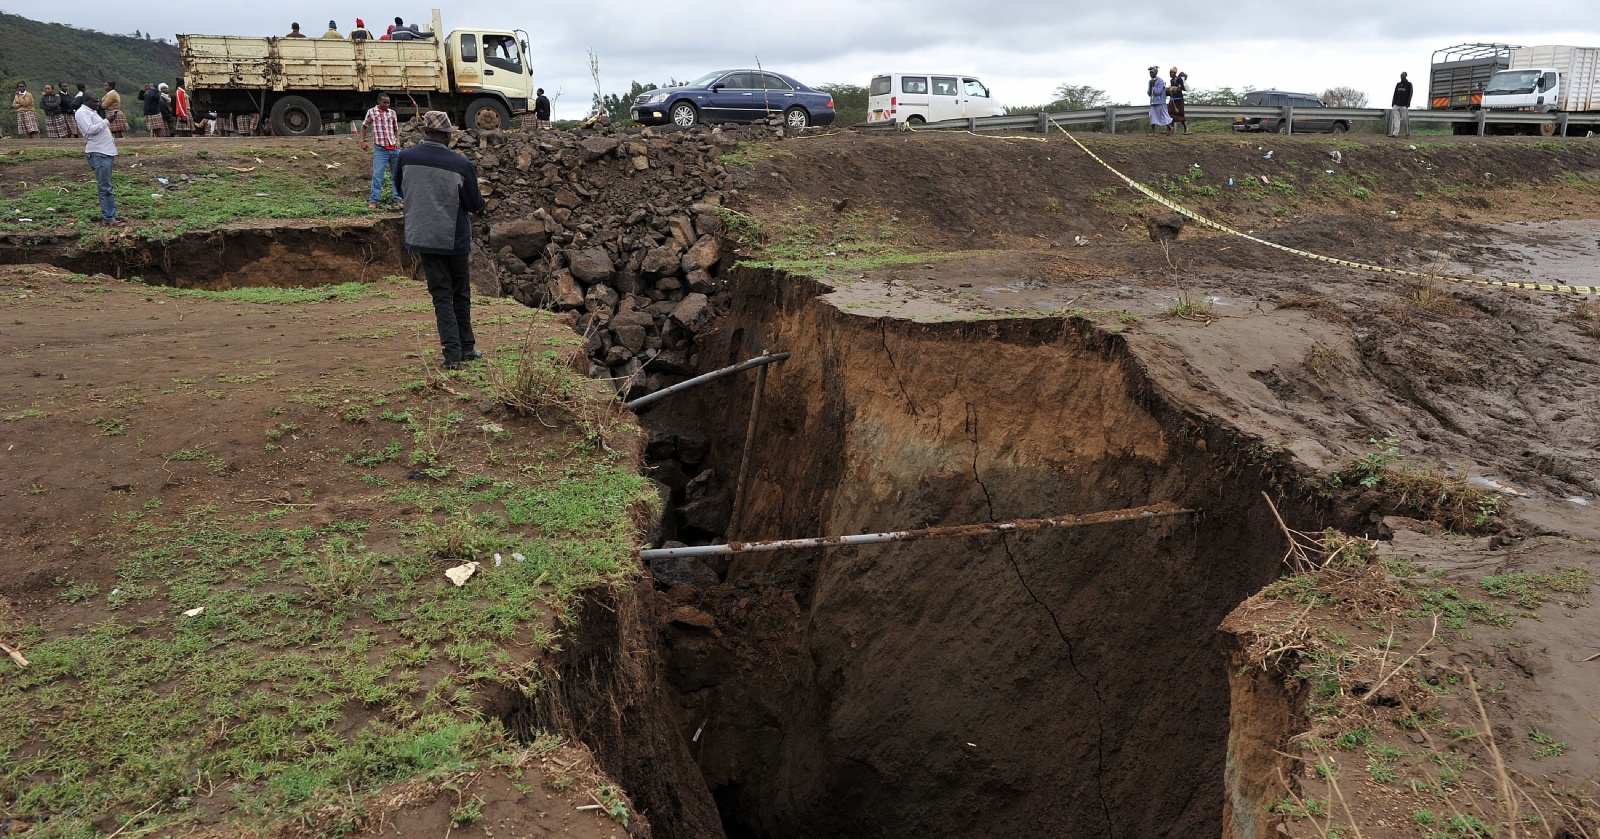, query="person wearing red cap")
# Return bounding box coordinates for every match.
[351,19,373,40]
